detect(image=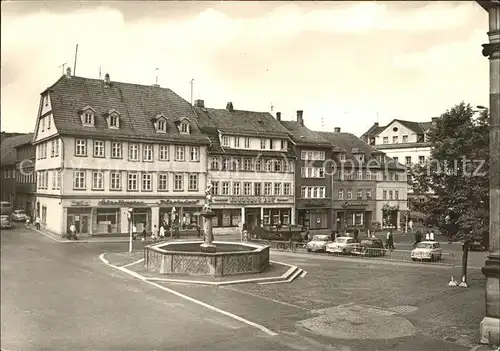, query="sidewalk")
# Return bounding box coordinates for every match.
[30,226,242,244]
